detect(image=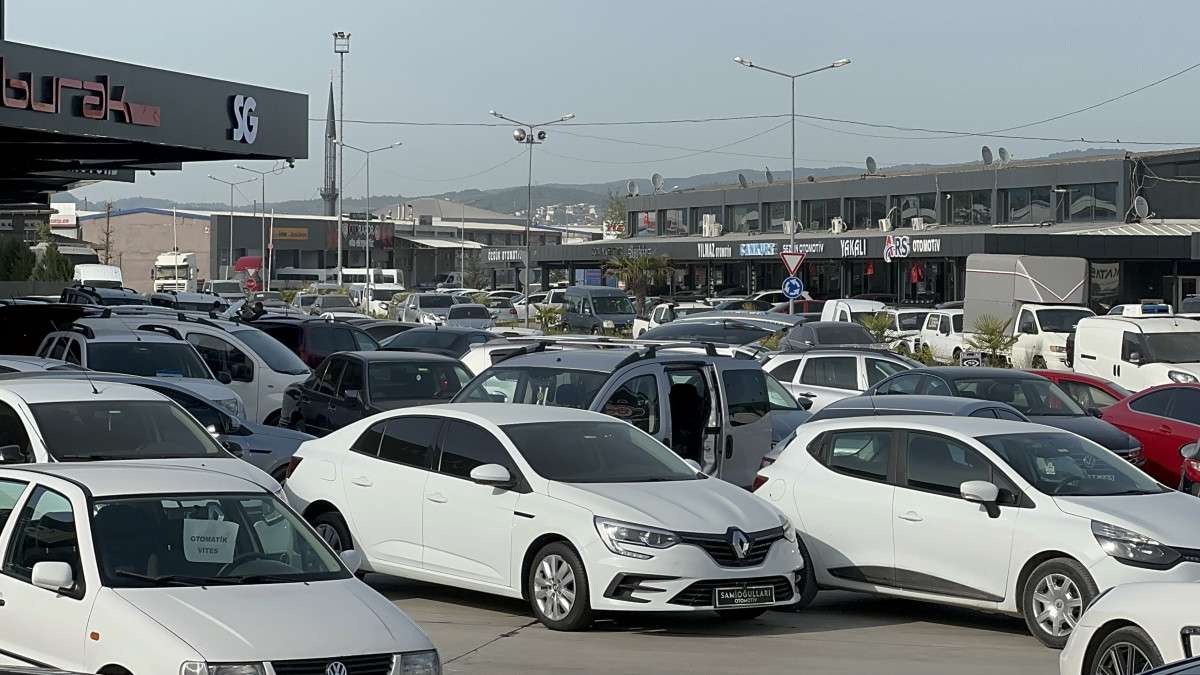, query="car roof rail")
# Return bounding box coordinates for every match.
[135,323,183,340]
[65,323,95,339]
[489,340,556,365]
